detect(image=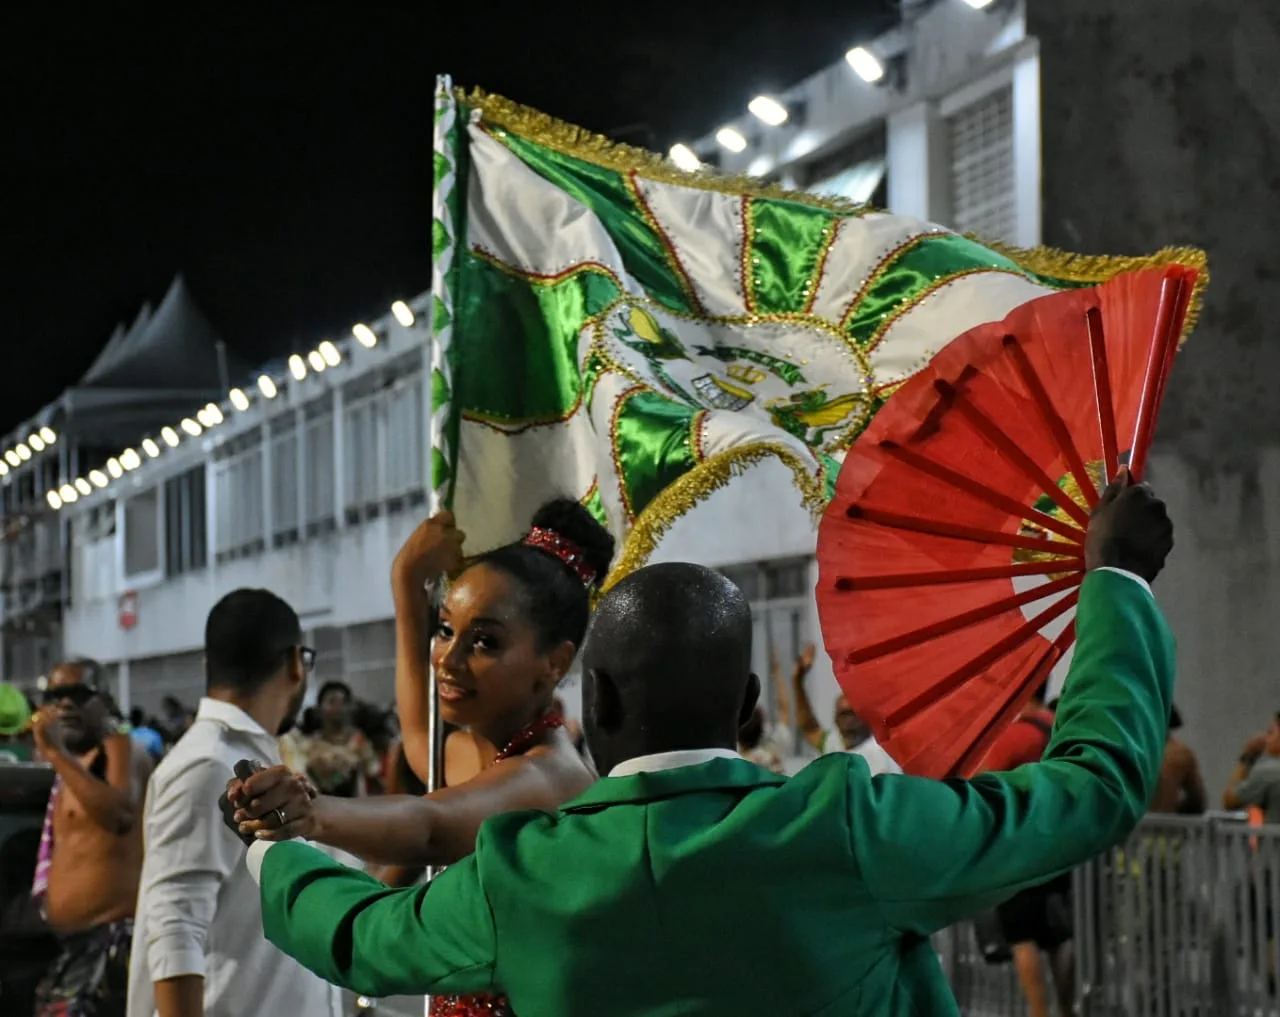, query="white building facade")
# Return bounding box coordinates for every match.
[49,0,1038,739]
